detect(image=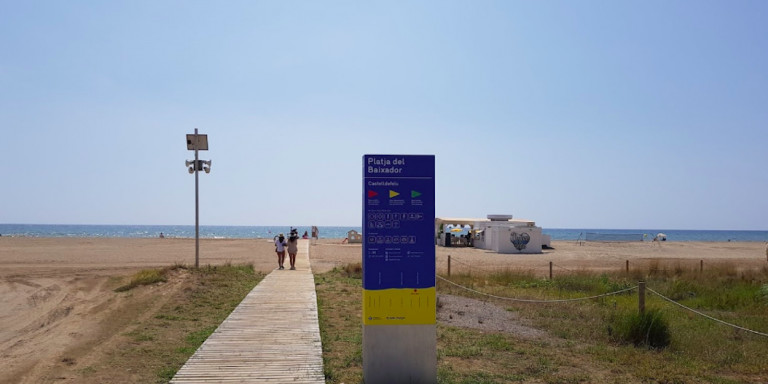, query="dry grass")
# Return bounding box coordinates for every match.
[316,261,768,384]
[114,269,168,292]
[315,267,364,383]
[78,264,263,383]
